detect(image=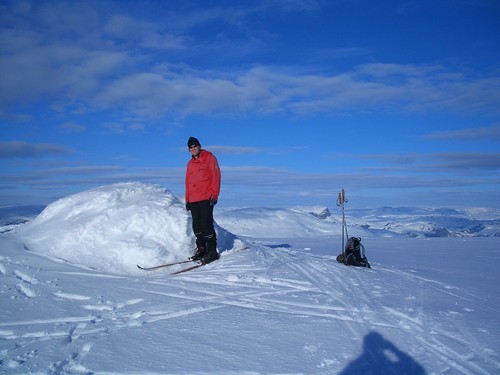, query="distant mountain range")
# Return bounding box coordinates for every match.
[1,204,499,238]
[344,206,500,238]
[0,205,45,234]
[218,206,500,238]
